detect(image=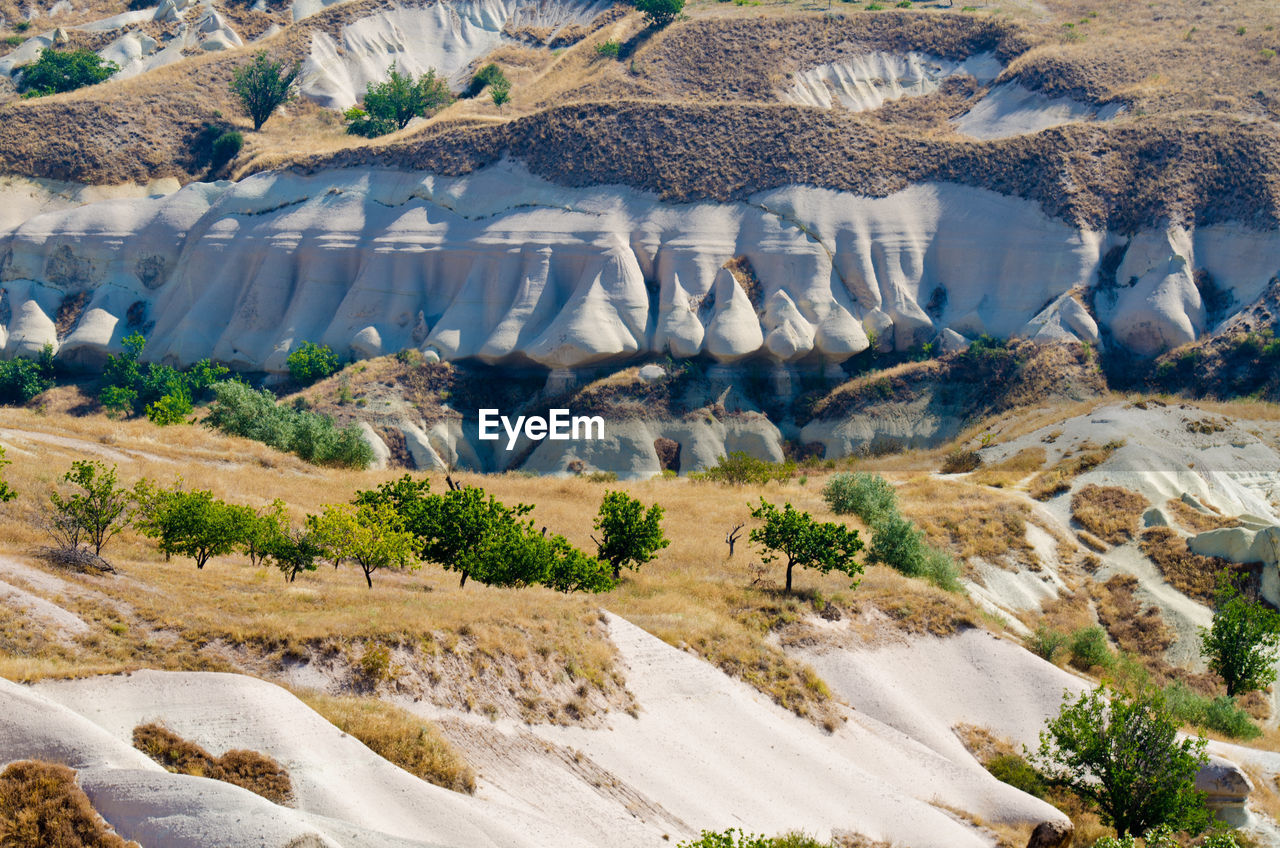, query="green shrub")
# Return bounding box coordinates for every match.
[678,830,835,848]
[985,753,1046,798]
[15,47,118,96]
[203,380,373,468]
[1068,625,1112,670]
[209,130,243,173]
[1026,624,1068,662]
[867,513,927,575]
[286,341,339,386]
[0,346,54,404]
[2,34,24,46]
[691,451,794,485]
[595,39,621,58]
[821,472,897,522]
[1162,681,1261,740]
[145,391,193,425]
[462,63,508,98]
